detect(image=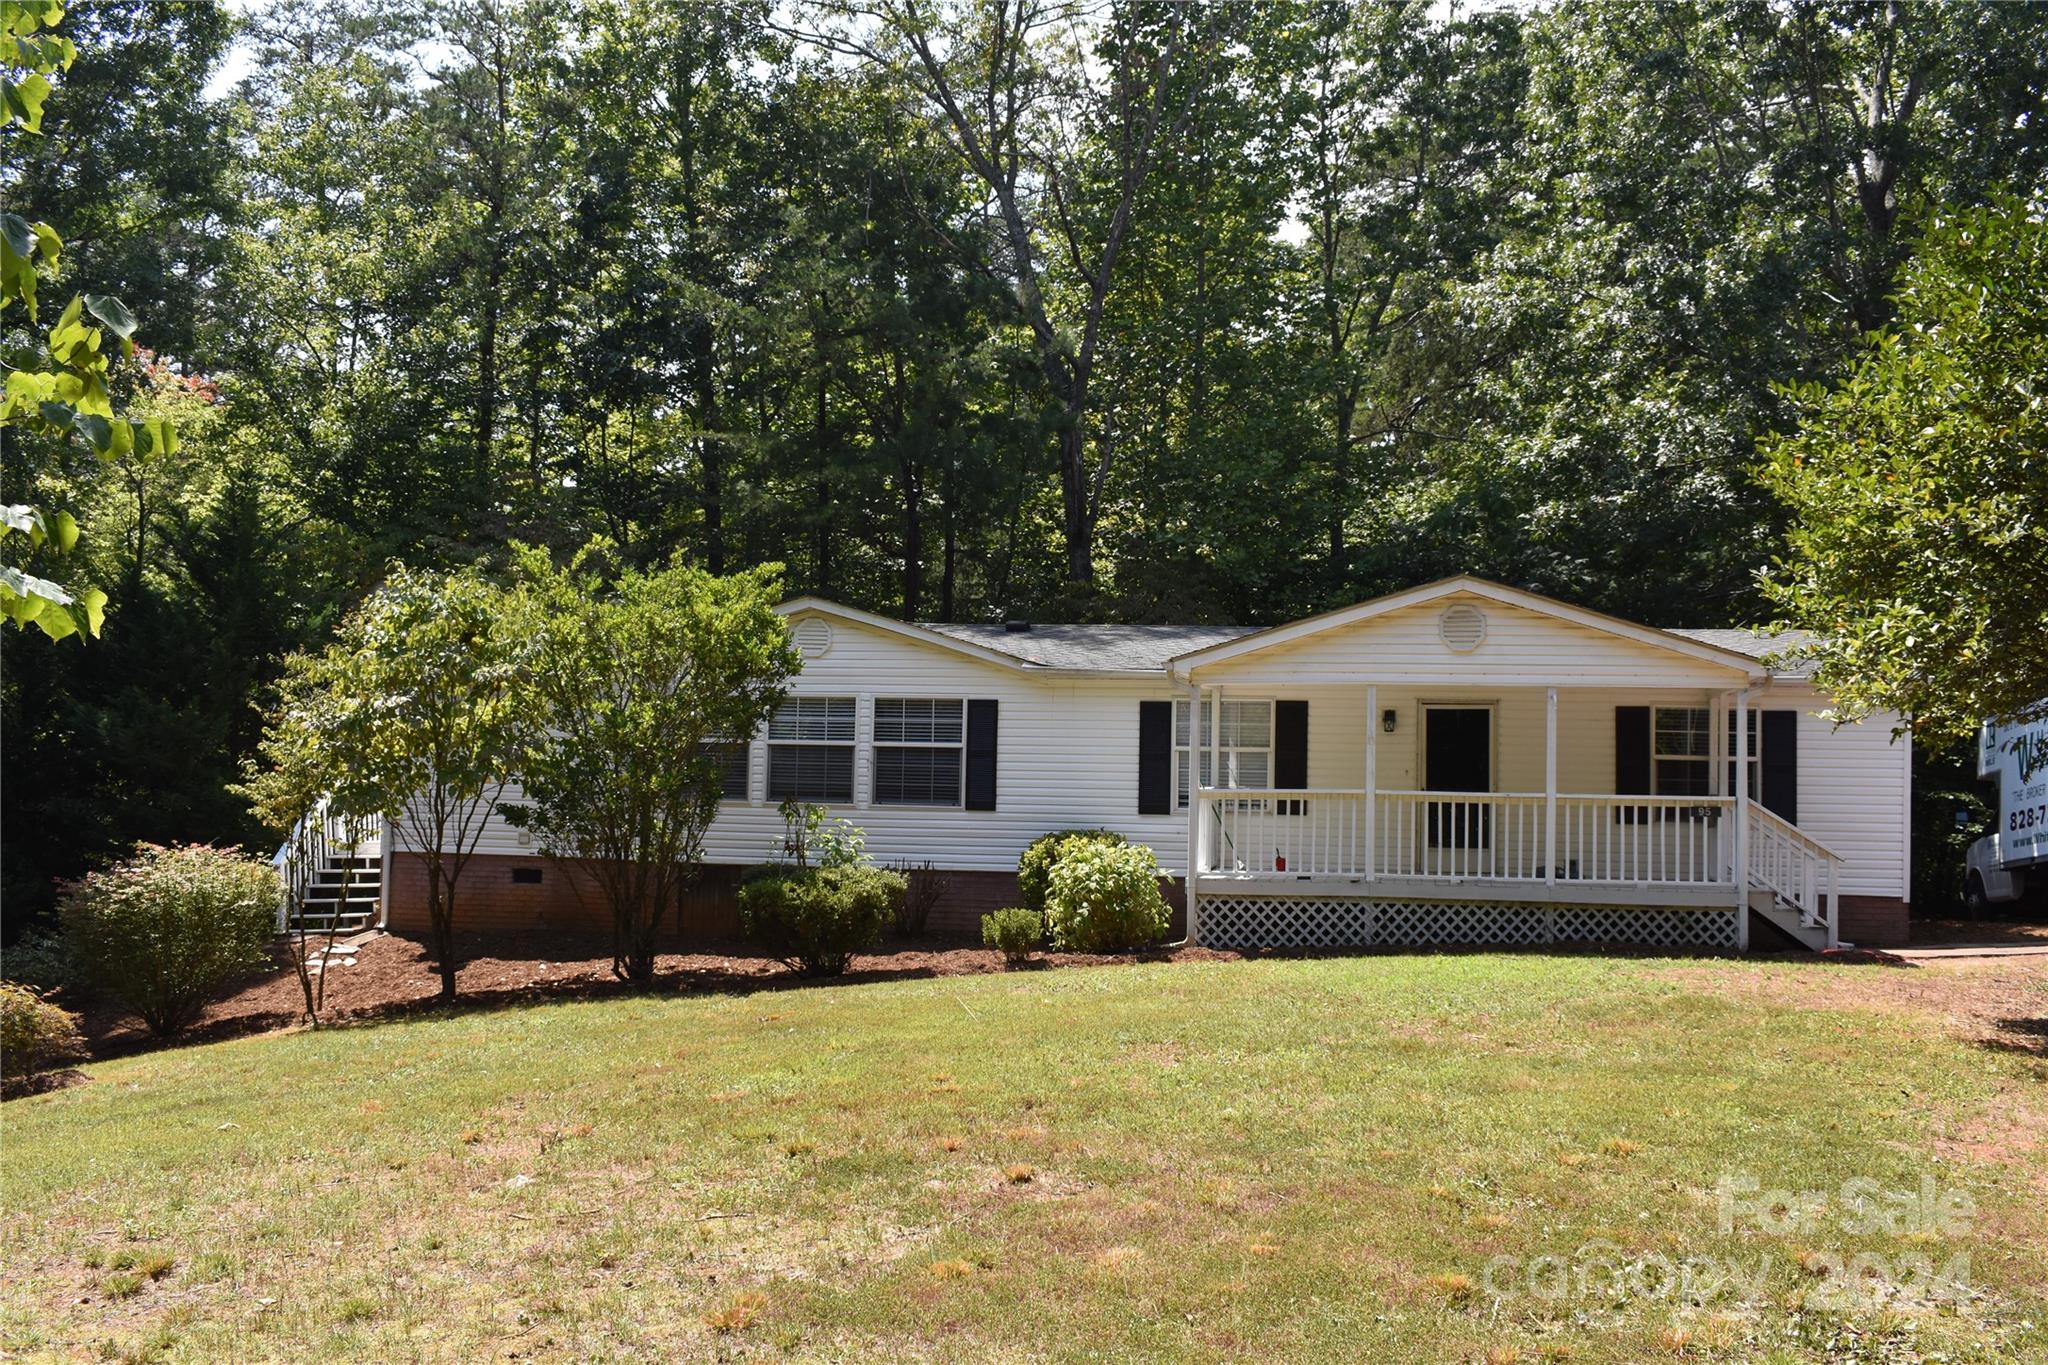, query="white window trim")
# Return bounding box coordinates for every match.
[1652,705,1712,797]
[871,696,968,808]
[766,695,858,805]
[1174,696,1273,811]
